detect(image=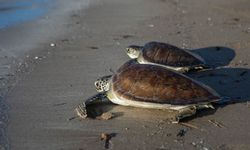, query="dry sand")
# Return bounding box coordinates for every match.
[3,0,250,149]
